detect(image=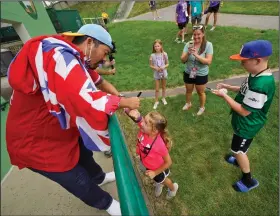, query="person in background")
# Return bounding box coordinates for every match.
[190,0,204,25]
[102,12,109,25]
[189,0,204,39]
[204,1,221,31]
[149,39,169,110]
[149,1,161,20]
[175,0,188,43]
[184,1,191,35]
[181,24,213,116]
